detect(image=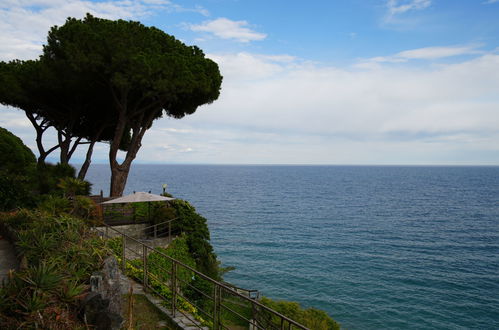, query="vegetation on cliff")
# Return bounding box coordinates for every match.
[0,129,340,329]
[0,211,108,328]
